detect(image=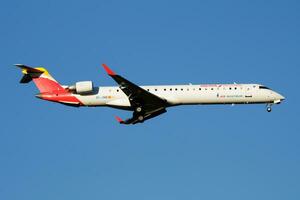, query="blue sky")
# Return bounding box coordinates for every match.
[1,0,300,199]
